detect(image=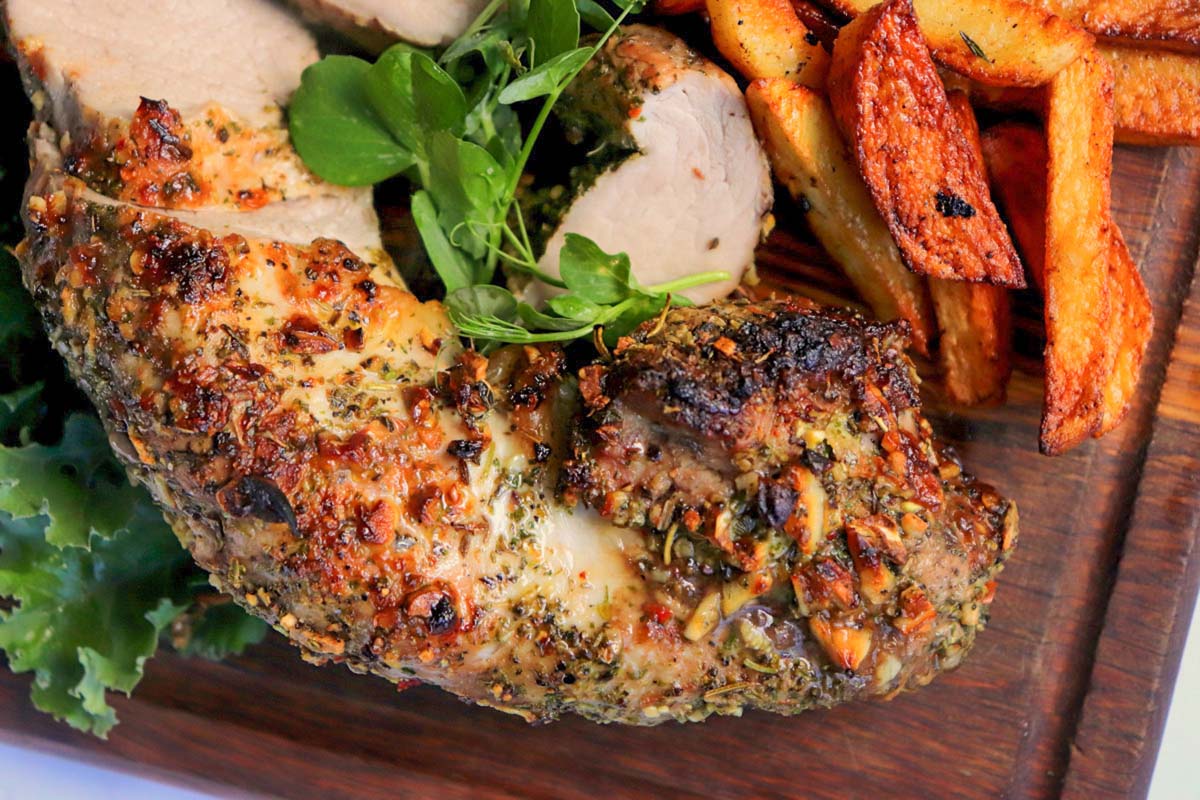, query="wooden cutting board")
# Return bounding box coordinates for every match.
[1,142,1198,800]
